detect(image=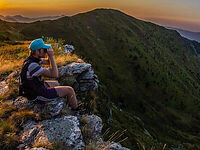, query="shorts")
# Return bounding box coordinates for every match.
[39,82,59,99]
